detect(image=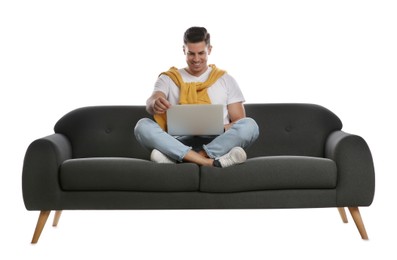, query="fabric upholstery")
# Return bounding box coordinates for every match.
[200,156,337,192]
[22,103,375,212]
[22,134,72,210]
[245,103,342,158]
[60,158,199,192]
[56,190,337,210]
[53,104,343,160]
[325,131,376,206]
[54,106,150,159]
